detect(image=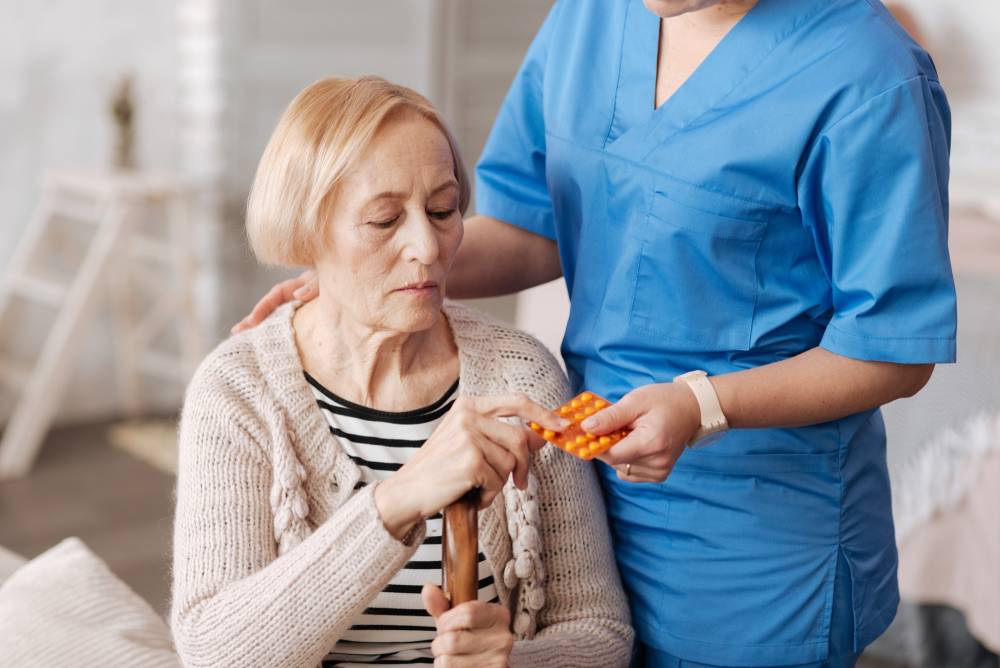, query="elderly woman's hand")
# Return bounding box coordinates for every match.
[422,583,513,668]
[375,394,568,540]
